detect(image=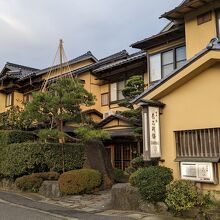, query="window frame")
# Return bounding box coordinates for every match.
[161,49,175,78]
[5,93,13,107]
[23,92,33,104]
[216,9,220,38]
[101,93,109,106]
[149,44,186,83]
[110,80,126,103]
[117,80,126,101]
